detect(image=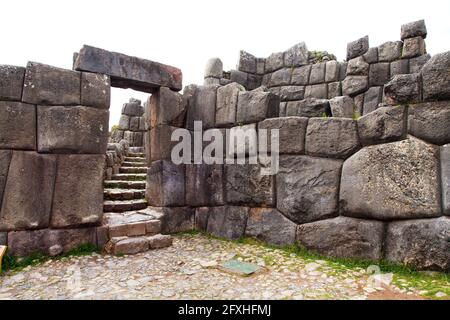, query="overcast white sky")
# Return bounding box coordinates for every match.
[1,0,449,129]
